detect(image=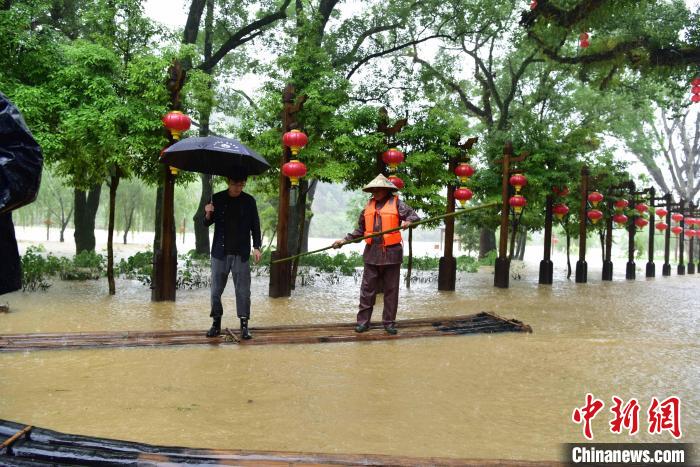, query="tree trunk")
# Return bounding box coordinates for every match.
[59,206,72,243]
[123,206,134,244]
[107,173,120,295]
[566,229,572,279]
[289,179,315,288]
[74,184,102,254]
[193,174,212,254]
[599,230,605,263]
[516,228,527,261]
[479,227,496,259]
